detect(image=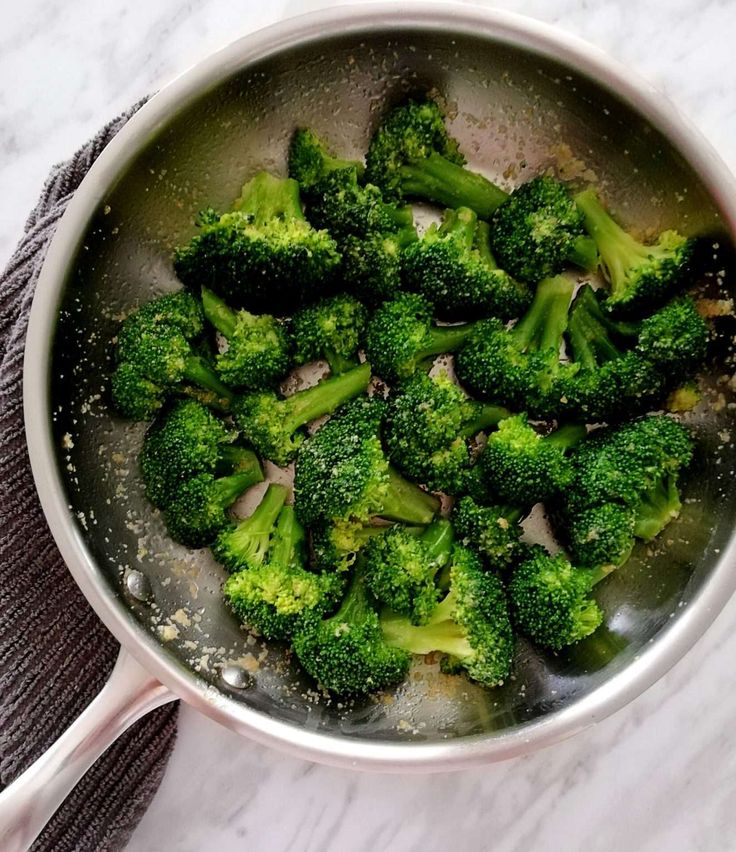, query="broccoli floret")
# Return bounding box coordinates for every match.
[636,296,709,370]
[340,227,418,307]
[301,166,414,241]
[365,292,478,385]
[173,172,340,313]
[223,503,344,641]
[288,128,364,191]
[293,568,411,695]
[130,290,205,338]
[110,362,167,420]
[233,362,371,466]
[294,397,440,527]
[473,415,586,507]
[401,209,530,320]
[164,470,261,548]
[455,275,574,418]
[310,518,391,573]
[558,415,694,566]
[292,293,367,374]
[451,497,524,572]
[508,546,611,650]
[115,305,233,409]
[364,520,454,625]
[200,287,292,389]
[381,545,514,688]
[575,188,695,315]
[383,371,509,494]
[489,176,598,283]
[140,400,262,508]
[212,483,289,572]
[365,98,508,217]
